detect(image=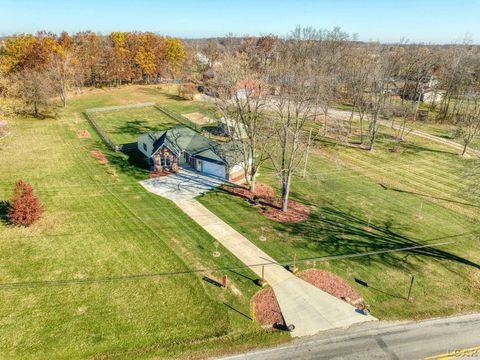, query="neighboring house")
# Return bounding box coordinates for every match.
[219,117,248,139]
[389,76,444,103]
[137,125,249,182]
